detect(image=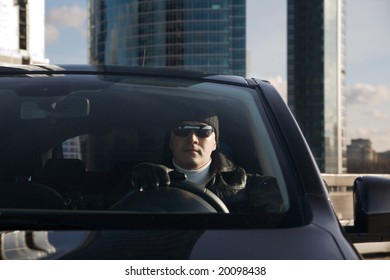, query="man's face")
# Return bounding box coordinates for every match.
[170,121,217,170]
